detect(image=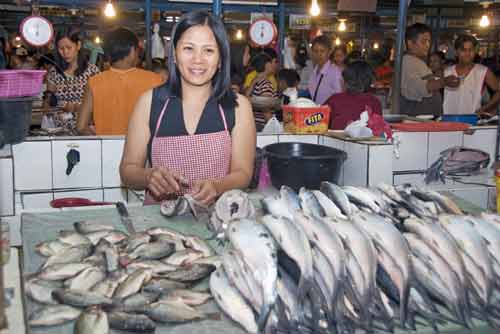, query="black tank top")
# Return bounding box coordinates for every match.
[148,85,236,161]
